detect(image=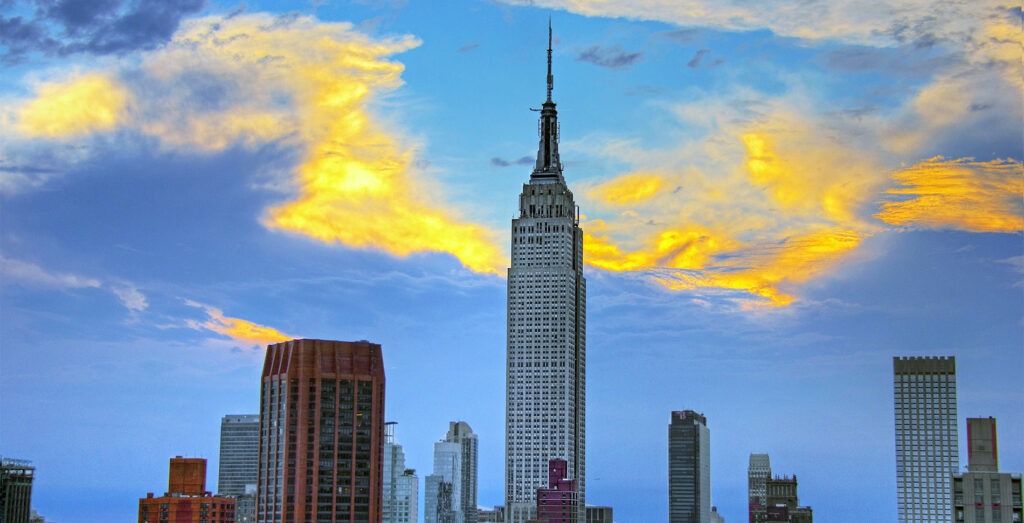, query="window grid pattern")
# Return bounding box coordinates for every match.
[894,357,959,523]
